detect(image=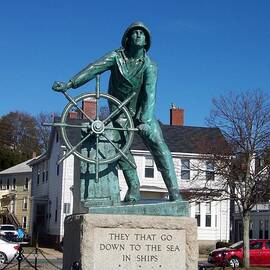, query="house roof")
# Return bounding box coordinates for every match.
[132,124,226,154]
[0,158,33,175]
